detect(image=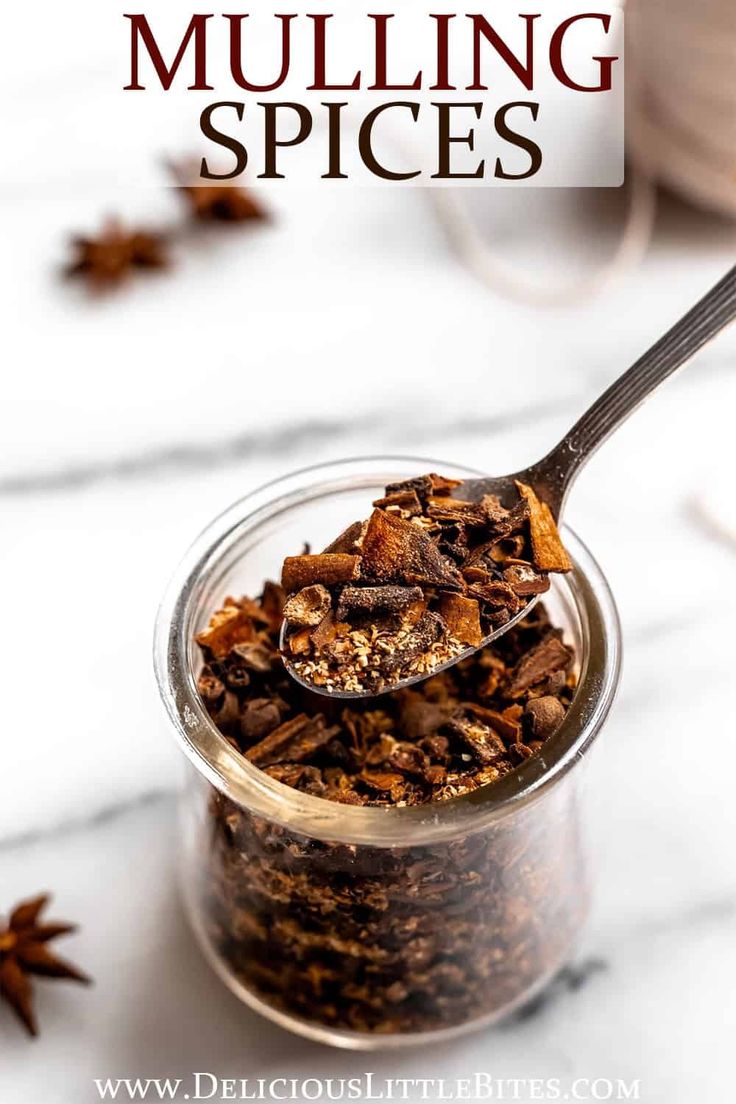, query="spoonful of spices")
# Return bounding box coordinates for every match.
[280,264,736,699]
